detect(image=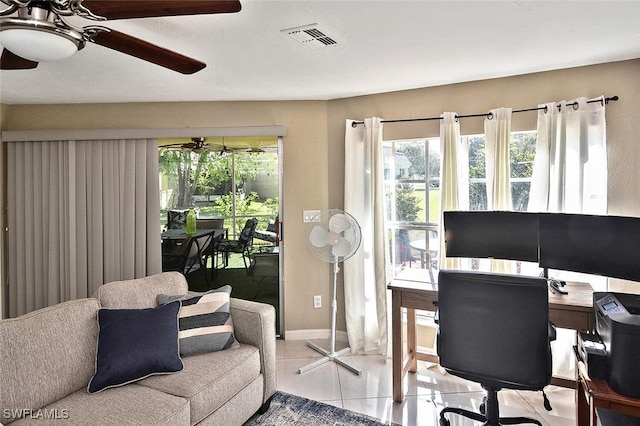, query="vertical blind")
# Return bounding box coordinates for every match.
[7,138,162,317]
